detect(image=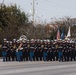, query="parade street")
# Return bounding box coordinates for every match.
[0,59,76,75]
